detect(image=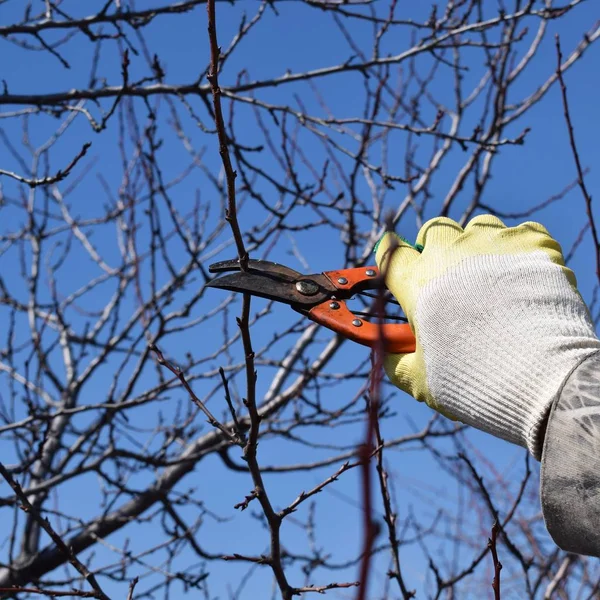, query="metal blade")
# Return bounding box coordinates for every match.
[208,259,302,281]
[206,271,333,307]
